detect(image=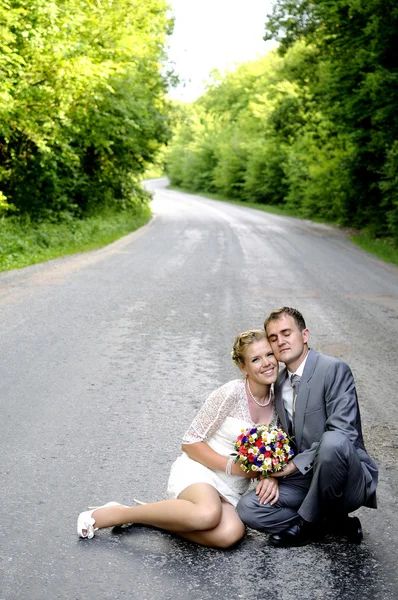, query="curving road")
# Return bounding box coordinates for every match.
[0,178,397,600]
